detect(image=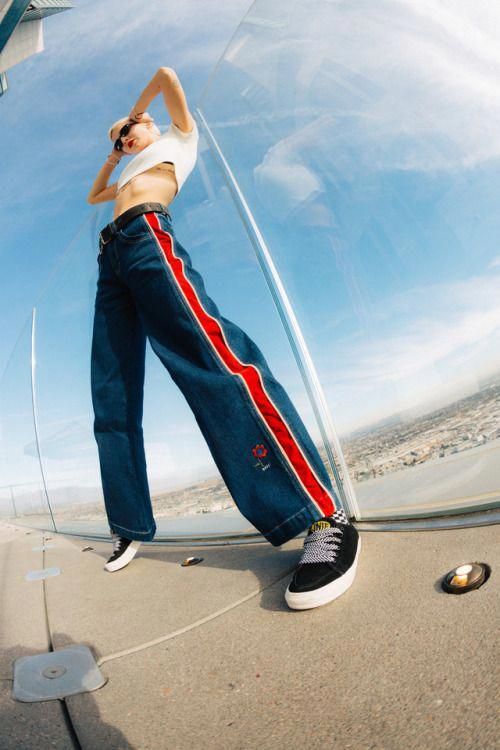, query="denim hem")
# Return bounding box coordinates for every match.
[110,521,156,542]
[261,505,324,547]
